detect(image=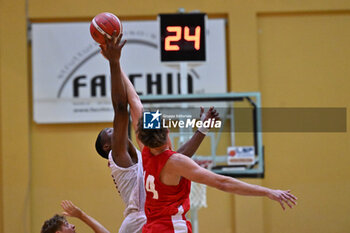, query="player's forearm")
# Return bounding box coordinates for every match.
[176,130,205,157]
[79,211,110,233]
[121,70,143,126]
[221,177,271,197]
[110,61,128,109]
